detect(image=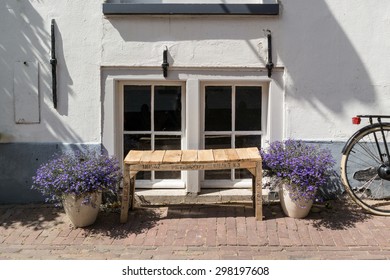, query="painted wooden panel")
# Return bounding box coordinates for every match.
[14,61,40,124]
